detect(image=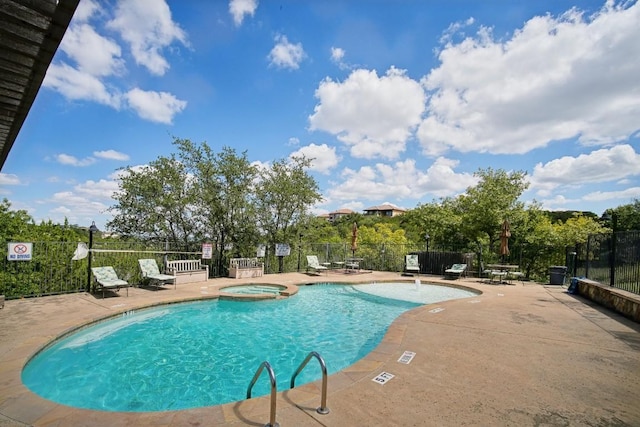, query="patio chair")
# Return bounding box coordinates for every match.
[138,259,176,289]
[444,263,467,279]
[306,255,328,275]
[404,254,420,276]
[91,266,130,297]
[507,270,525,284]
